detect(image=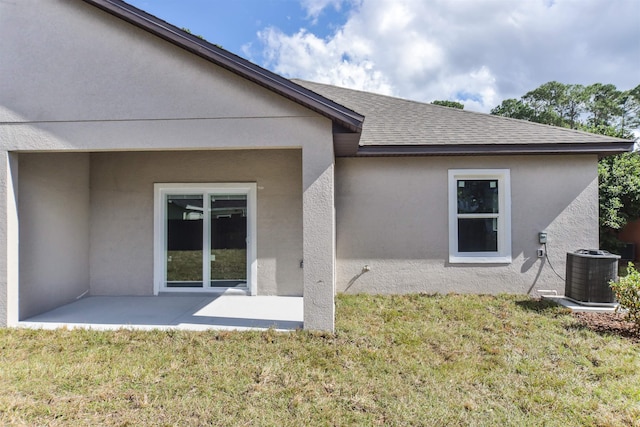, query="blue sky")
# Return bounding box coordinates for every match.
[126,0,640,113]
[127,1,348,55]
